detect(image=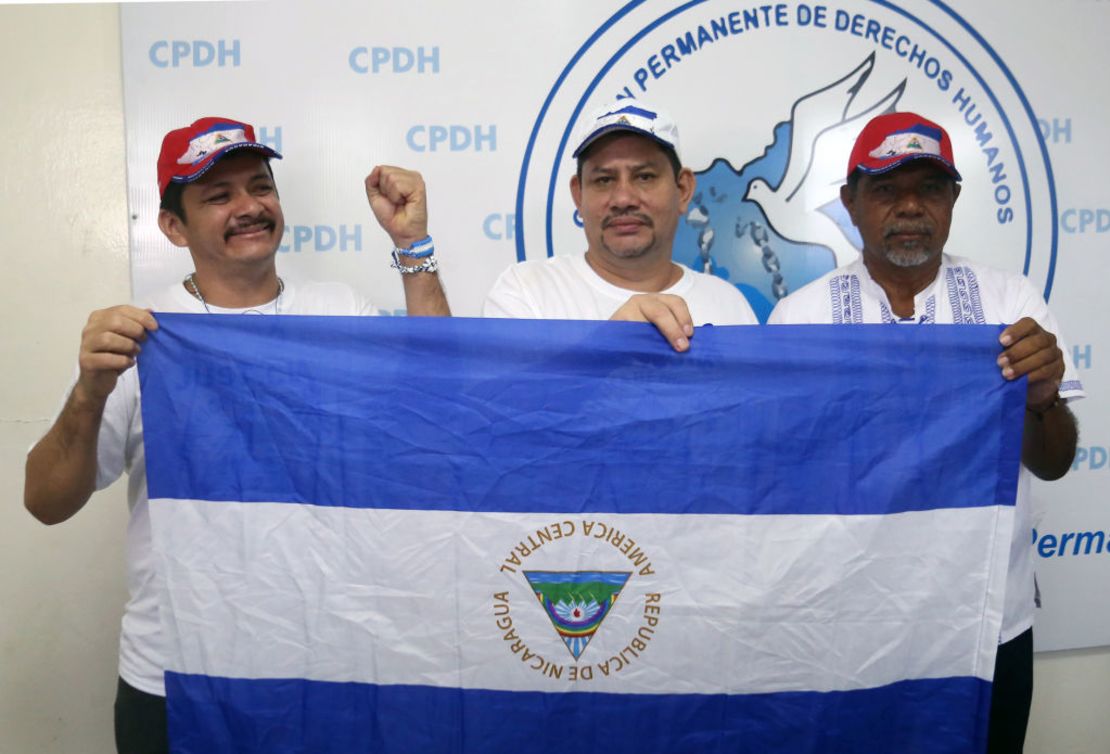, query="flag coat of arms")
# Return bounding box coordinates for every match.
[139,316,1022,754]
